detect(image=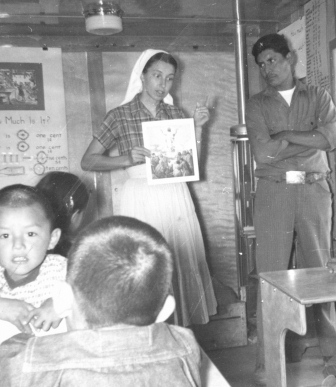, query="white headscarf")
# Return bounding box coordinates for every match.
[121,49,174,106]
